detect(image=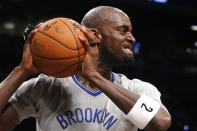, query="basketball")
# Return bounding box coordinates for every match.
[30,17,86,78]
